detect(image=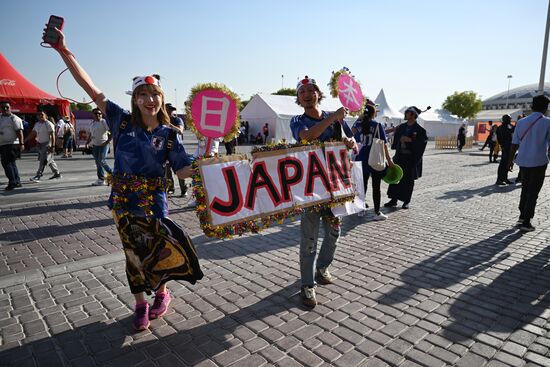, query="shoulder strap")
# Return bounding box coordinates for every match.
[374,123,380,139]
[113,119,129,153]
[520,115,544,141]
[164,129,177,164]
